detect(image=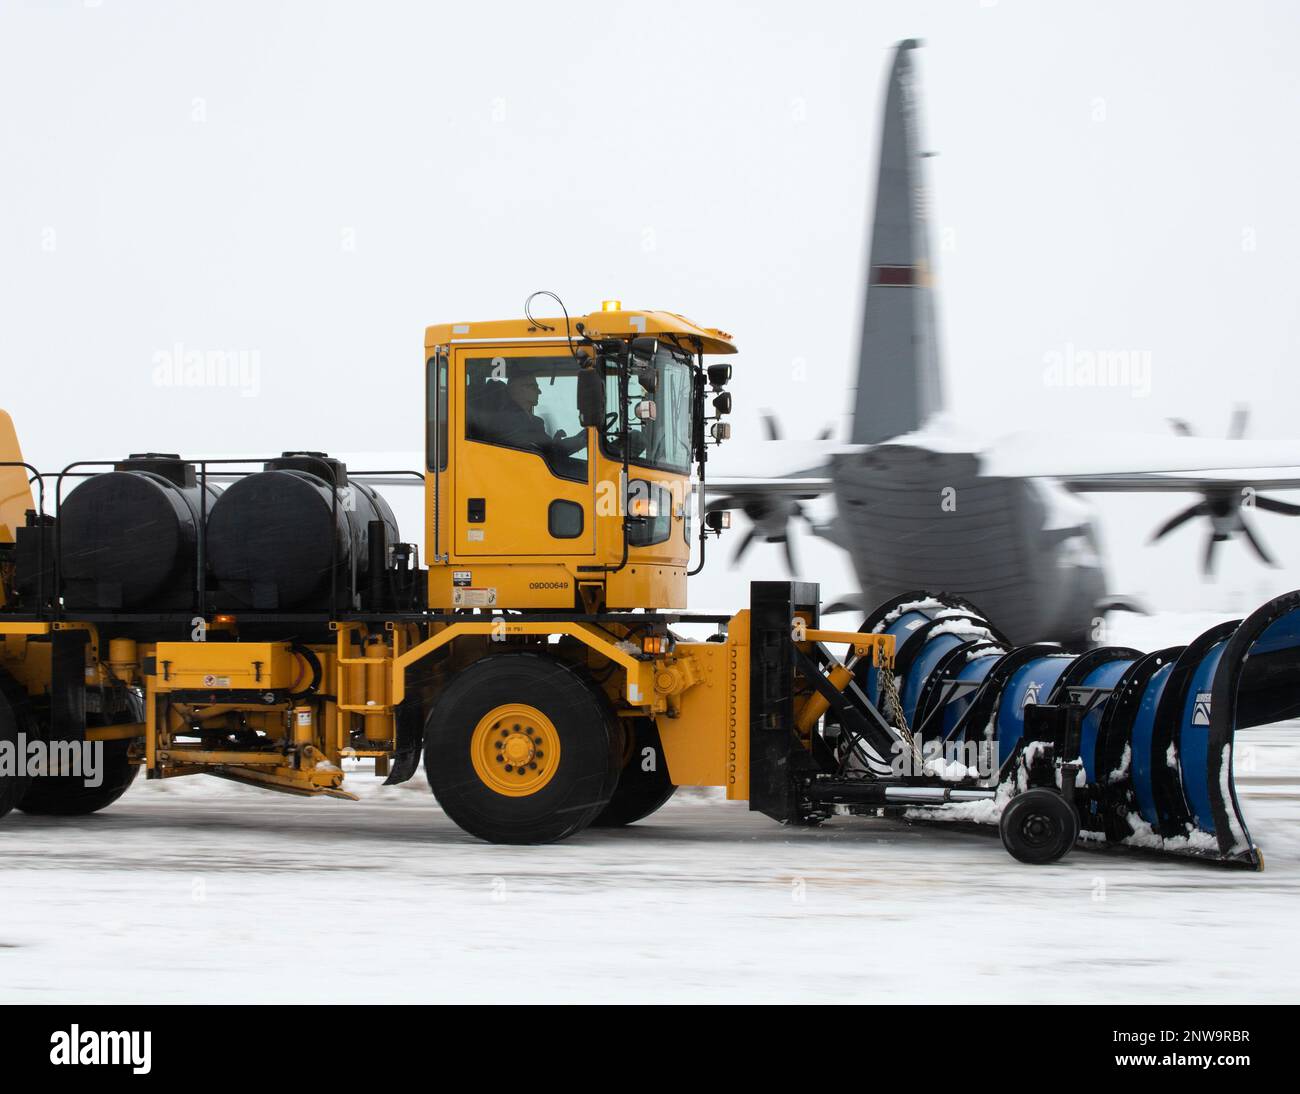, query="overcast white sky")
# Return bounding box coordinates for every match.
[2,0,1298,615]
